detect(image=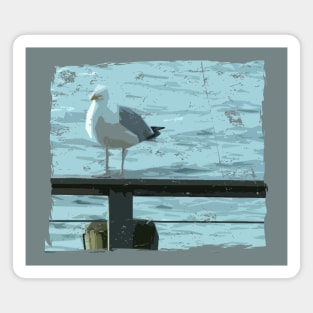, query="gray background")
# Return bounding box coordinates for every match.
[26,47,286,265]
[4,0,308,312]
